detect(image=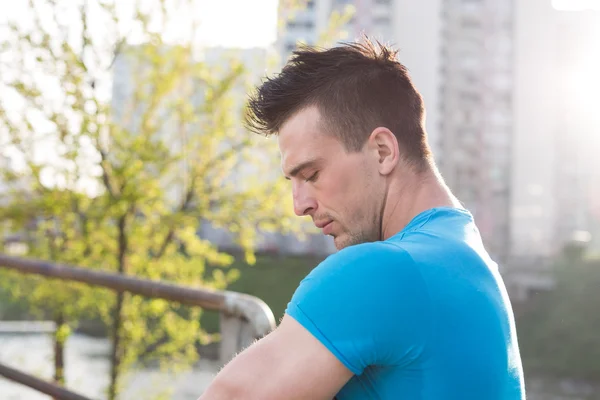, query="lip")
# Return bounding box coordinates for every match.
[314,220,334,234]
[321,221,334,235]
